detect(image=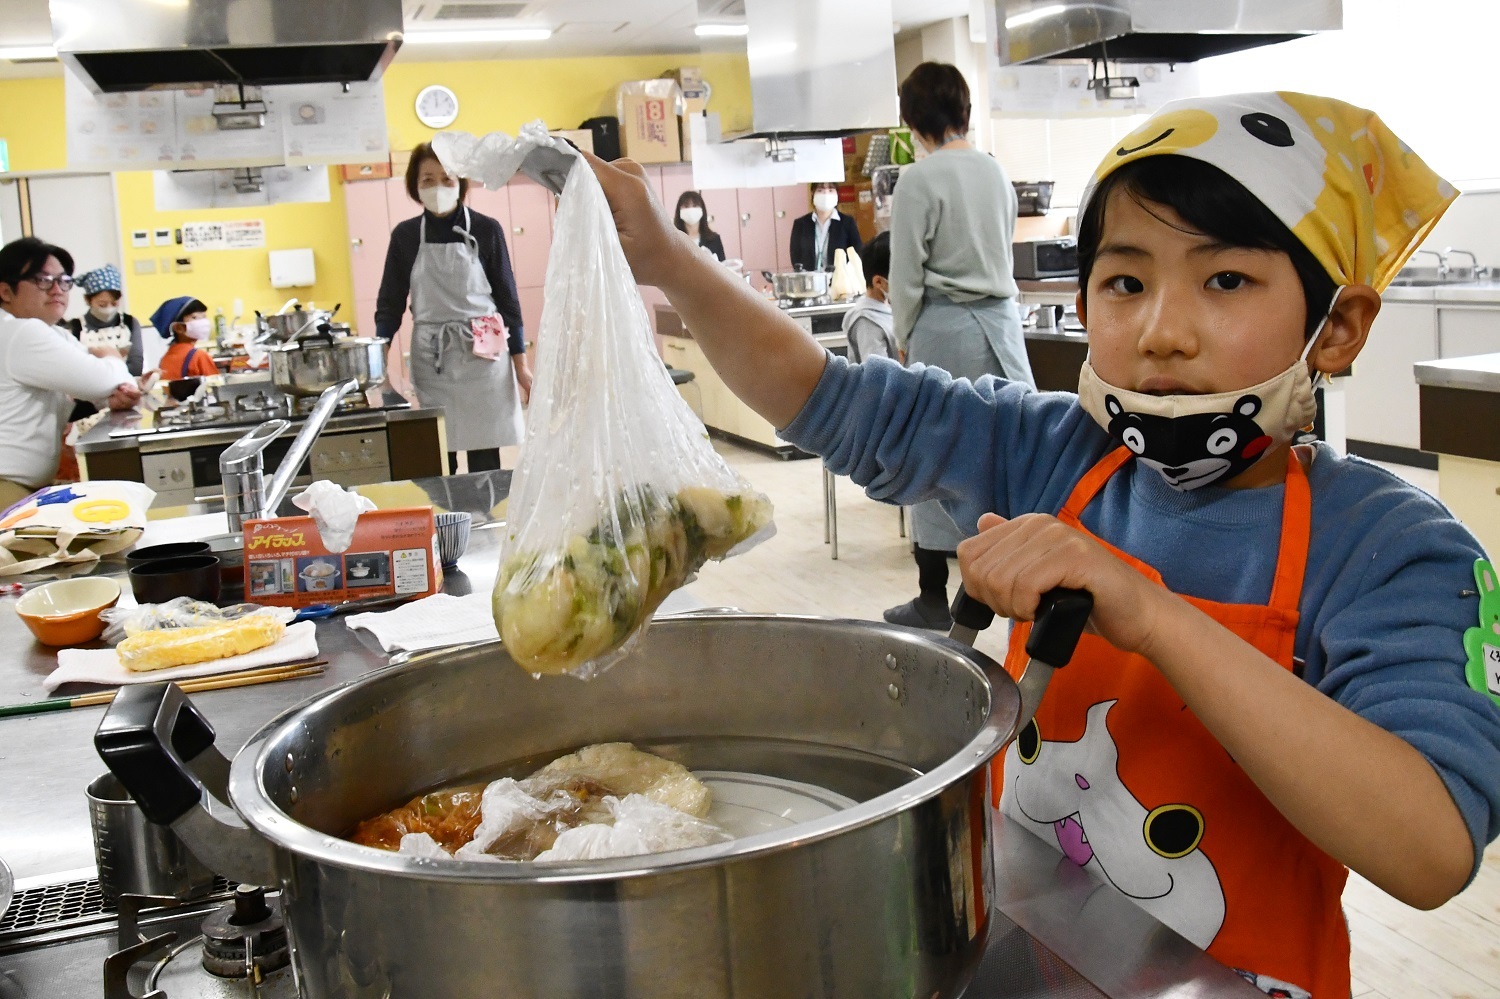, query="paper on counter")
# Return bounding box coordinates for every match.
[344,592,498,653]
[45,621,319,693]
